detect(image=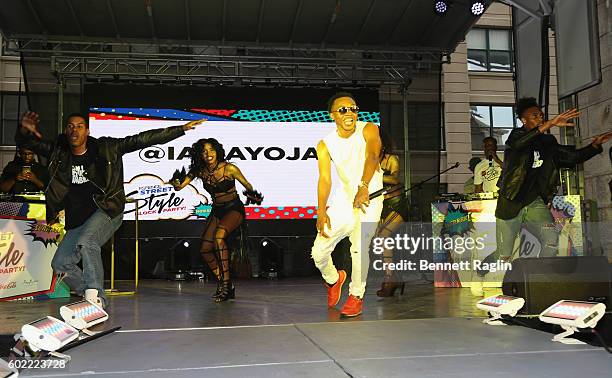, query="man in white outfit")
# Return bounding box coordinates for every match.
[311,92,384,317]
